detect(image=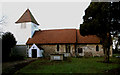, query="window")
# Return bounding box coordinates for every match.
[57,44,59,52]
[96,45,99,51]
[78,48,83,53]
[21,23,26,29]
[66,45,70,53]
